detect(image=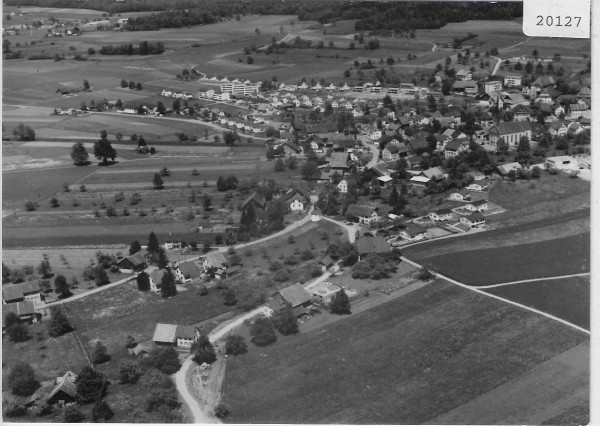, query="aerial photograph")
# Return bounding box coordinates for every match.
[1,0,592,424]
